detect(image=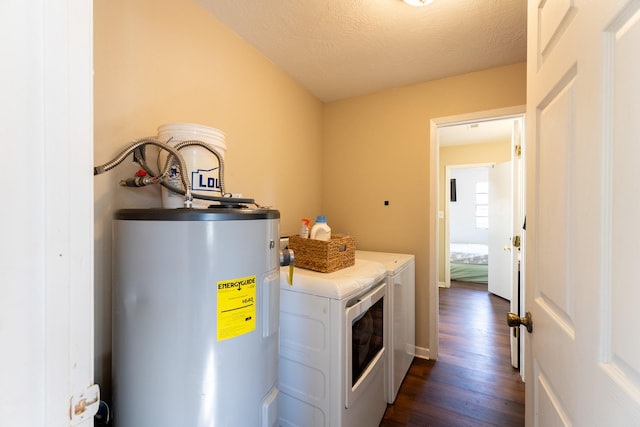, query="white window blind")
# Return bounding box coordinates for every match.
[475,182,488,229]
